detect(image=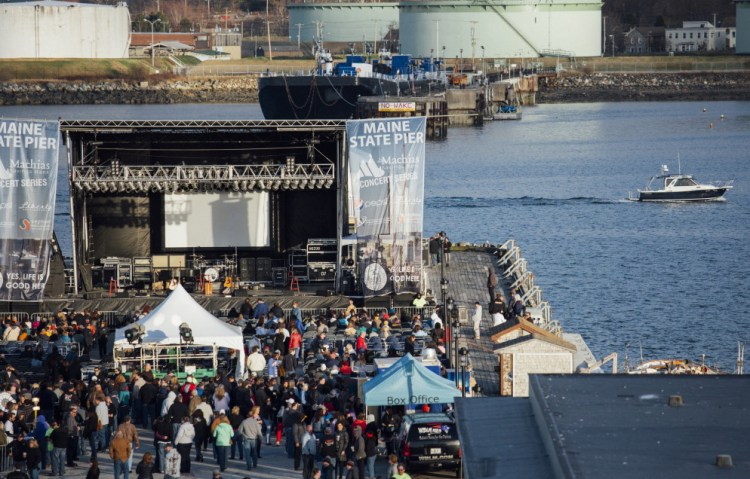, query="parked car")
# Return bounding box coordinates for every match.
[394,412,461,474]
